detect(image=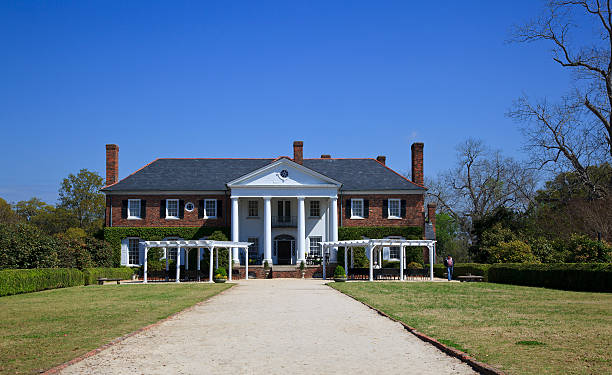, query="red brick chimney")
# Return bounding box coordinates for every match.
[293,141,303,165]
[376,155,386,165]
[321,154,331,159]
[411,142,424,185]
[105,144,119,186]
[427,203,437,235]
